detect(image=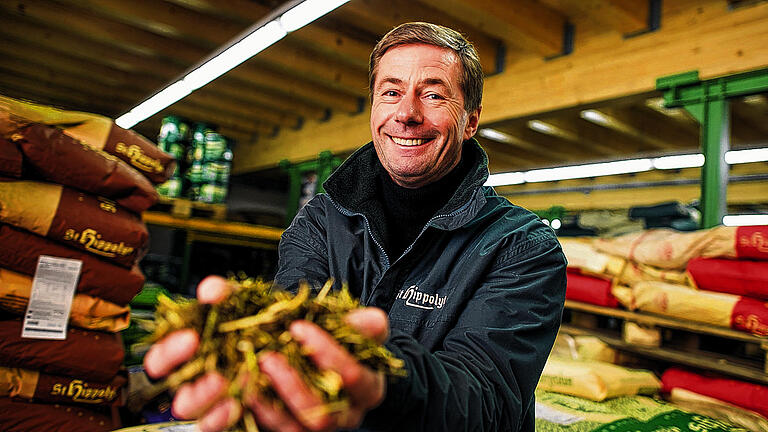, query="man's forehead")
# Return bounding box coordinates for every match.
[375,44,461,85]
